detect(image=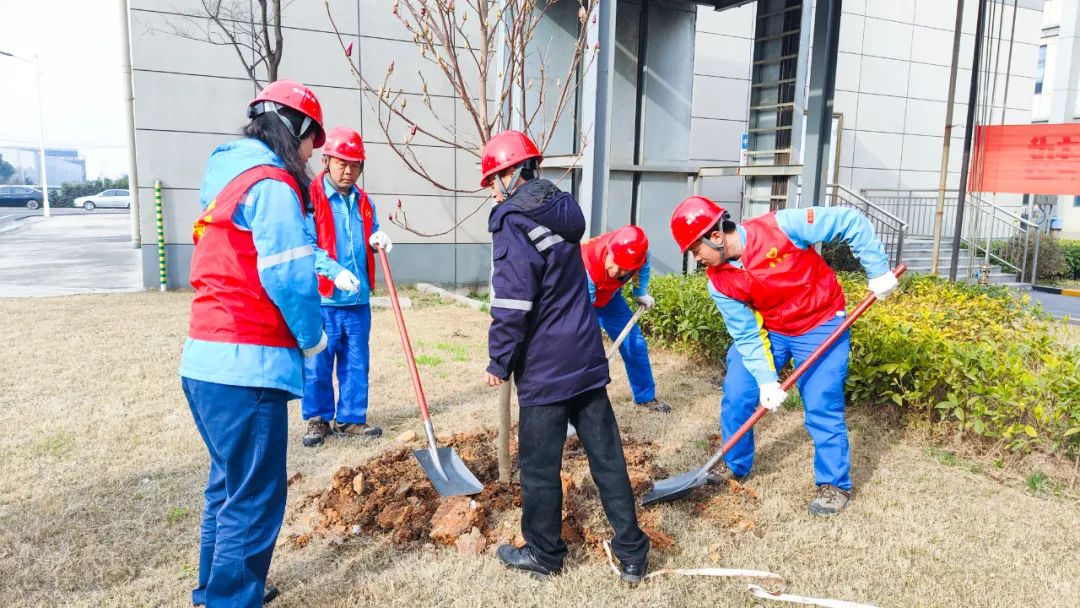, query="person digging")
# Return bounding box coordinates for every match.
[301,126,393,446]
[669,197,898,515]
[581,225,672,413]
[481,130,651,582]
